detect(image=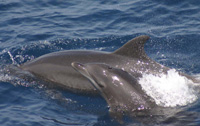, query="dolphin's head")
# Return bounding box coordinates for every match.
[71,62,113,93]
[71,62,152,113]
